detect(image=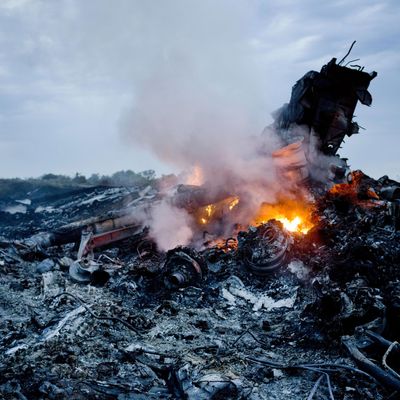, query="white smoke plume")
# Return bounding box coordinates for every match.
[148,200,194,252]
[120,1,311,249]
